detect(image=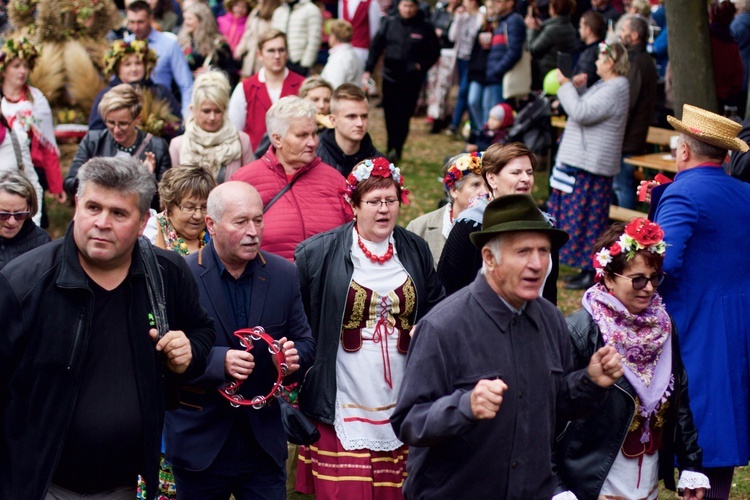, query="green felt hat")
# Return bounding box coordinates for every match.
[470,195,569,250]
